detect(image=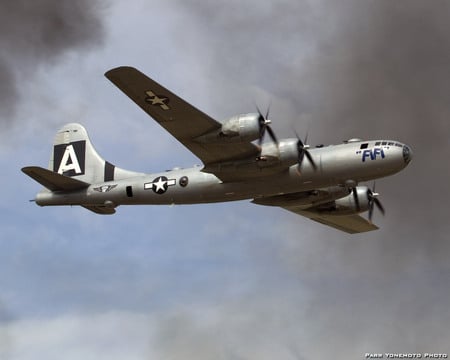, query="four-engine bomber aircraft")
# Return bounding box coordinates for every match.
[22,66,412,233]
